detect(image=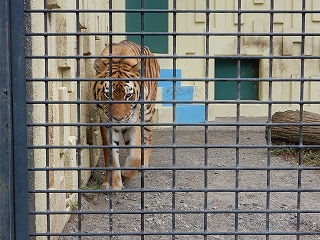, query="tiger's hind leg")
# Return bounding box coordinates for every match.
[121,126,153,183]
[100,126,123,190]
